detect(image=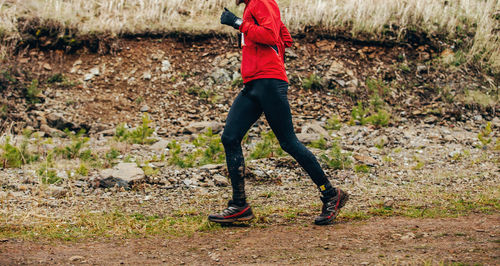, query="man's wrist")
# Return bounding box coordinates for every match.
[234,18,243,29]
